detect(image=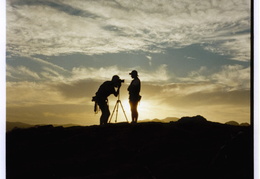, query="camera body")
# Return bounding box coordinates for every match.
[115,79,124,88]
[92,96,97,102]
